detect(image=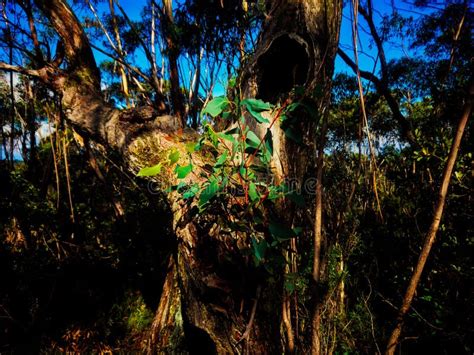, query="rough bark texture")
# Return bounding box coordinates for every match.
[147,1,342,352]
[20,0,343,353]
